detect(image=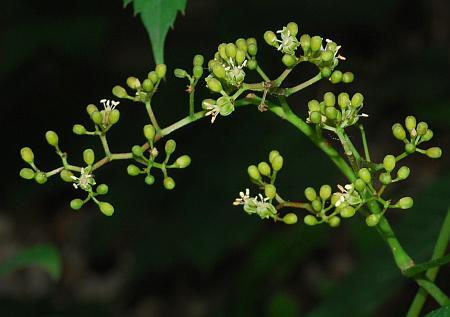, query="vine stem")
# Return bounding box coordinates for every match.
[285,73,322,96]
[145,100,161,131]
[359,124,371,162]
